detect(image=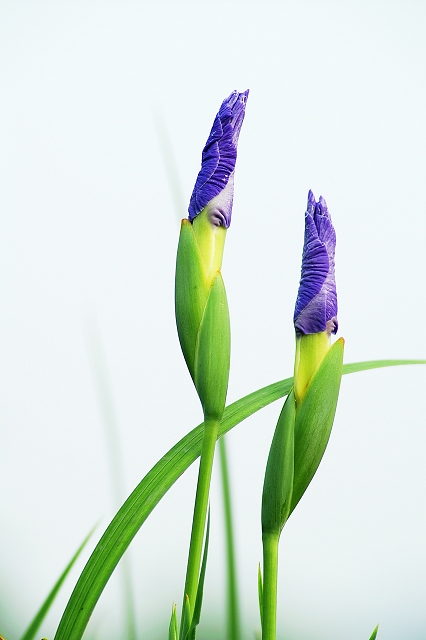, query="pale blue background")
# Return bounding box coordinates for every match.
[0,2,425,639]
